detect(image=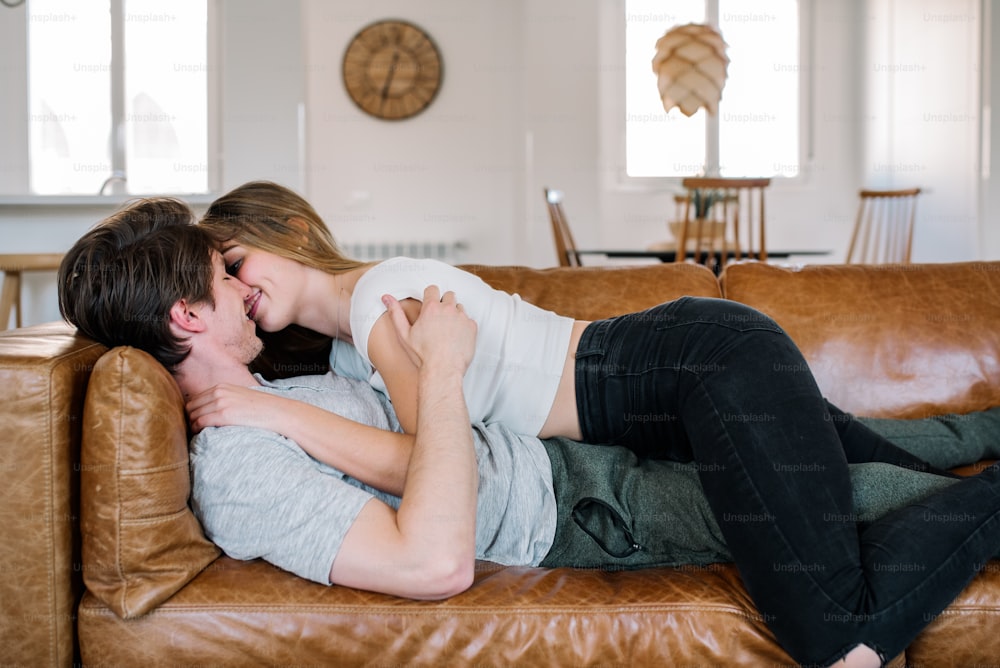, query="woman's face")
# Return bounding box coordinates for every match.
[220,244,305,332]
